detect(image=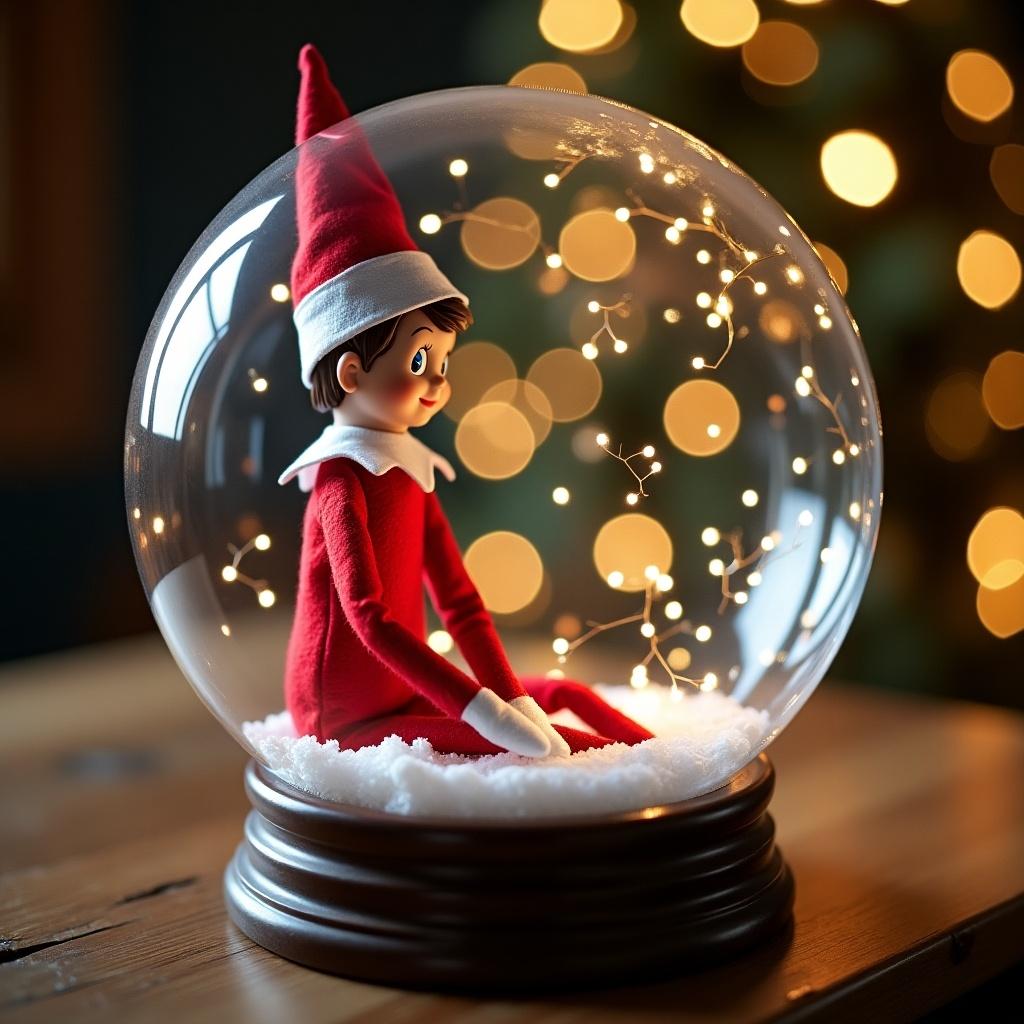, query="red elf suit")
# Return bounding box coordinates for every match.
[278,45,655,758]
